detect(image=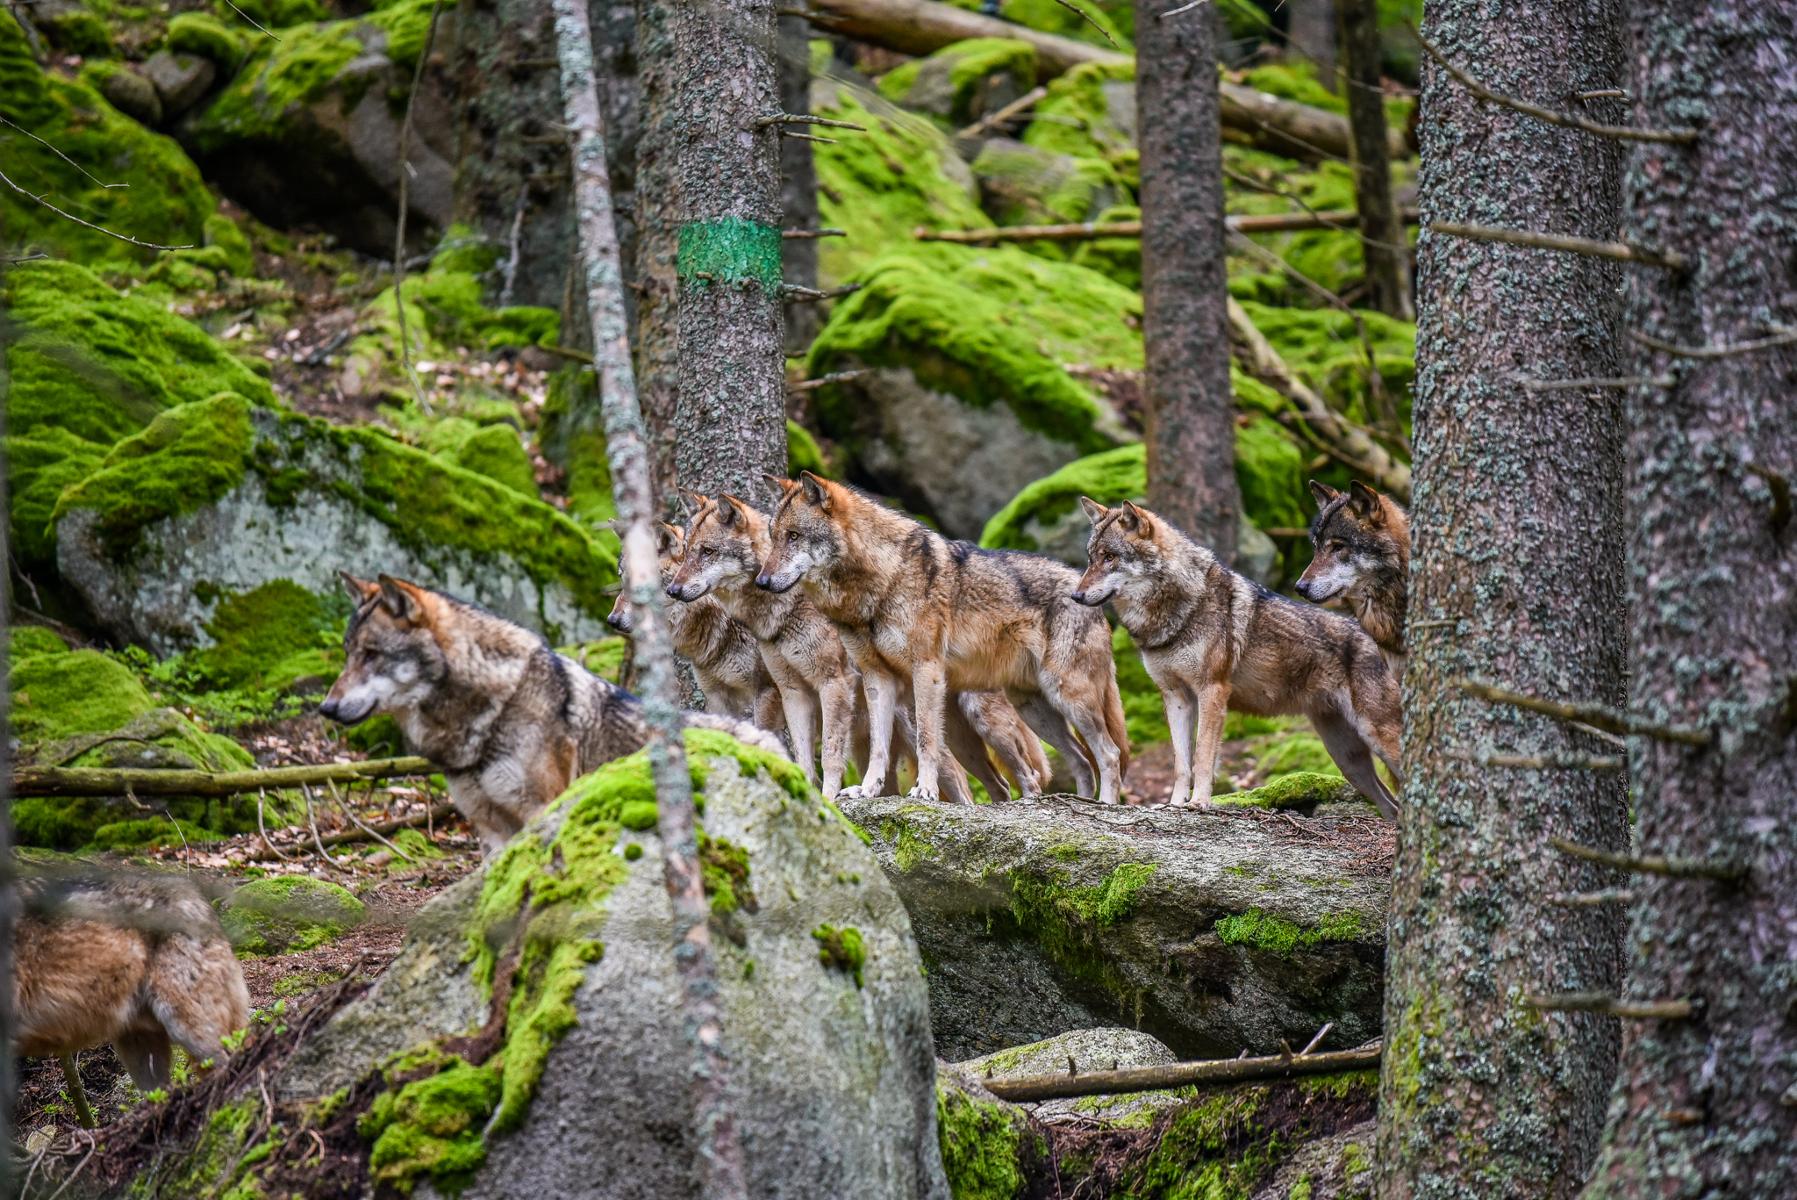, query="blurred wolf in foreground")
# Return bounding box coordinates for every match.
[12,872,249,1088]
[321,573,787,856]
[1073,499,1402,817]
[1296,480,1411,669]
